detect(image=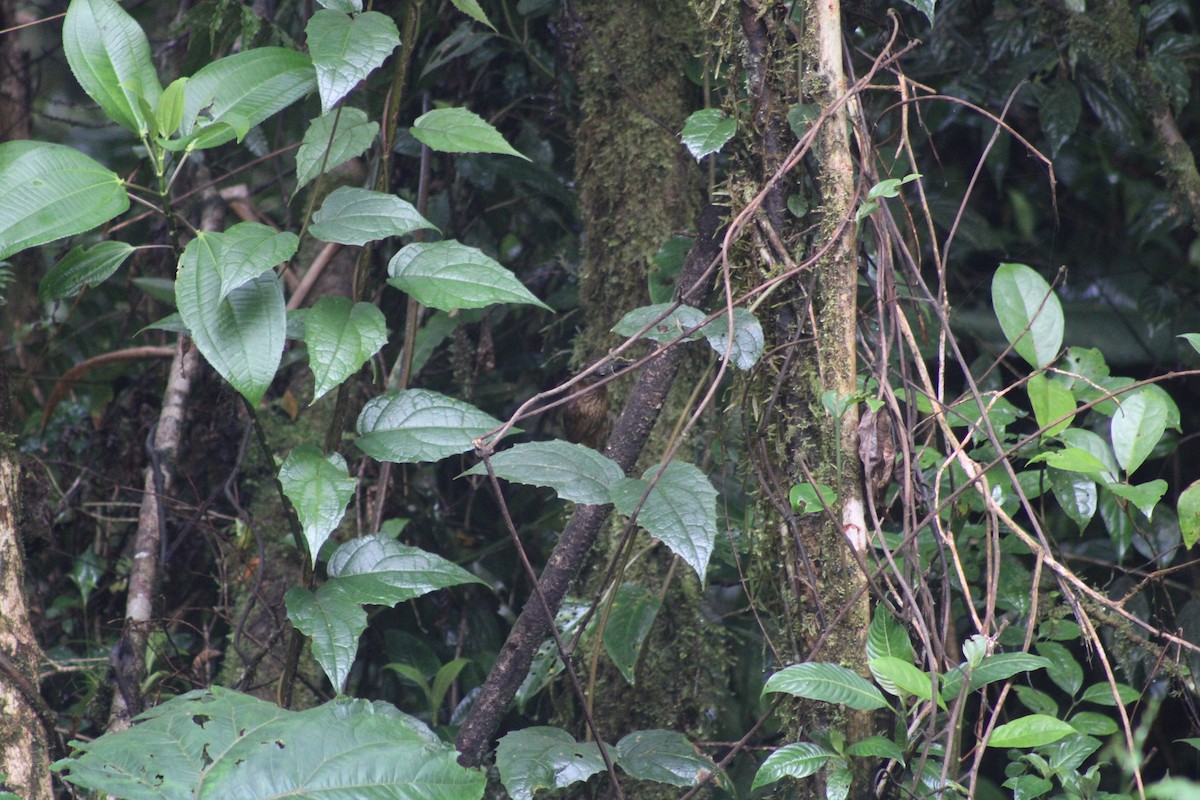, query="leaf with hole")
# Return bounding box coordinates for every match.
[306,9,400,114]
[762,662,889,711]
[991,262,1064,369]
[0,142,130,261]
[387,240,549,311]
[611,461,718,580]
[496,727,607,800]
[304,296,388,402]
[411,107,528,159]
[310,186,437,246]
[278,445,356,565]
[461,440,624,505]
